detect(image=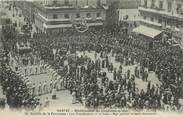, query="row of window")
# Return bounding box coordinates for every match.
[143,16,181,28]
[144,16,163,23]
[143,16,154,22]
[143,0,182,13]
[53,12,101,19]
[44,0,101,6]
